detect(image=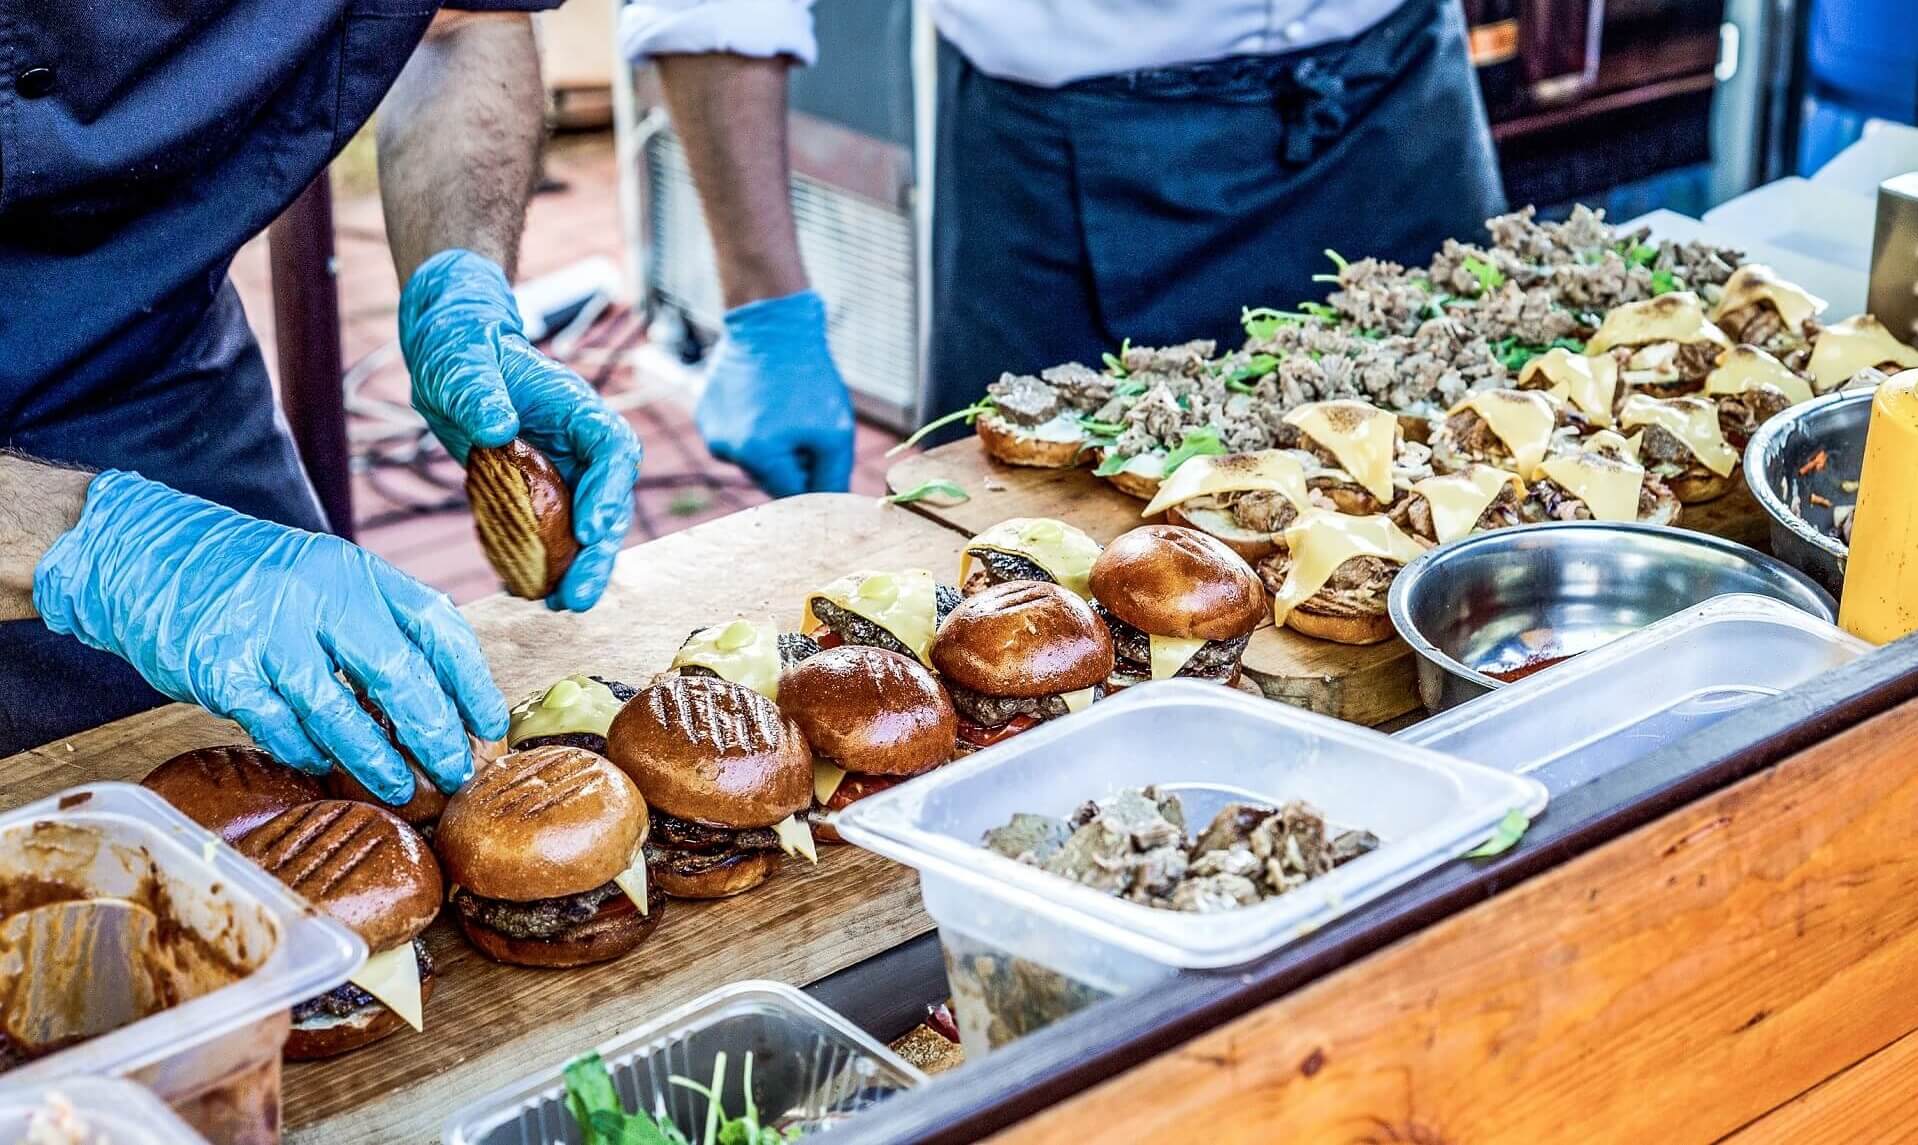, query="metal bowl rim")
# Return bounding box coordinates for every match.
[1742,388,1870,563]
[1386,520,1837,692]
